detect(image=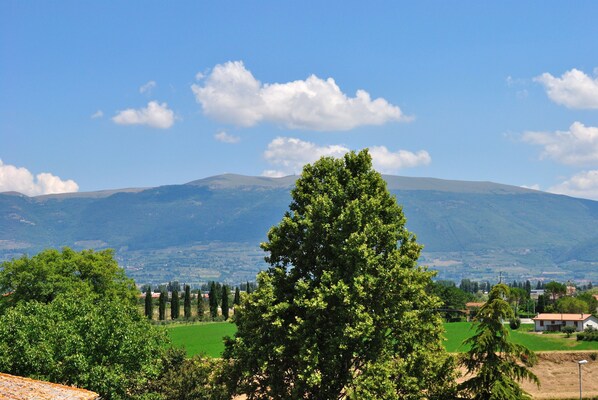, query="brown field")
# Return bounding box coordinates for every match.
[521,352,598,399]
[233,352,598,400]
